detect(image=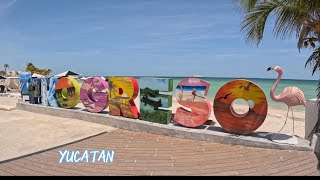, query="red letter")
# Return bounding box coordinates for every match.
[108,77,139,118]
